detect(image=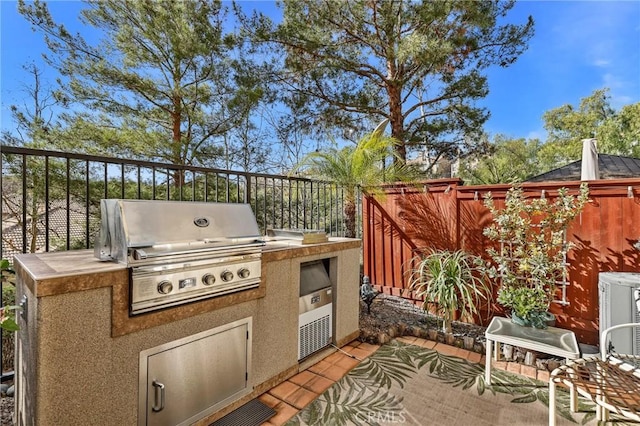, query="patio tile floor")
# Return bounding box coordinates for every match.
[283,387,317,409]
[260,338,551,426]
[301,374,334,394]
[288,371,316,387]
